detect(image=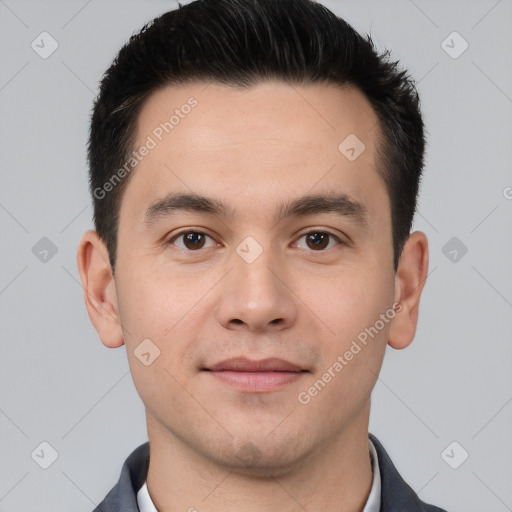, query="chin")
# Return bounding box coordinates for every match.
[210,433,309,478]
